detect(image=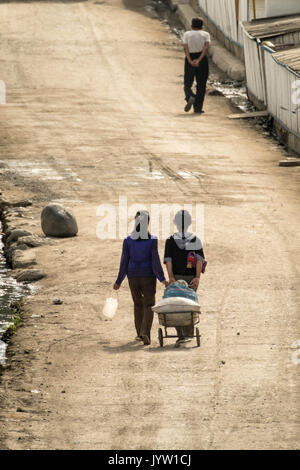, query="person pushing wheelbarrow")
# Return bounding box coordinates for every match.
[164,209,206,346]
